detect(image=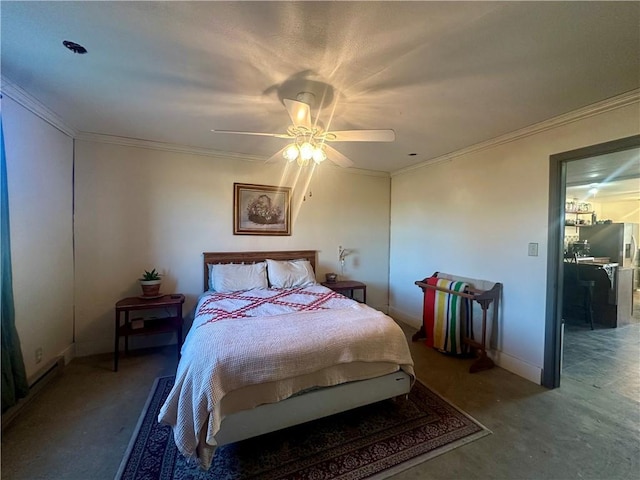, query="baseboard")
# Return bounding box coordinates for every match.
[1,356,65,432]
[388,306,421,329]
[486,350,542,385]
[59,342,76,366]
[388,306,543,384]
